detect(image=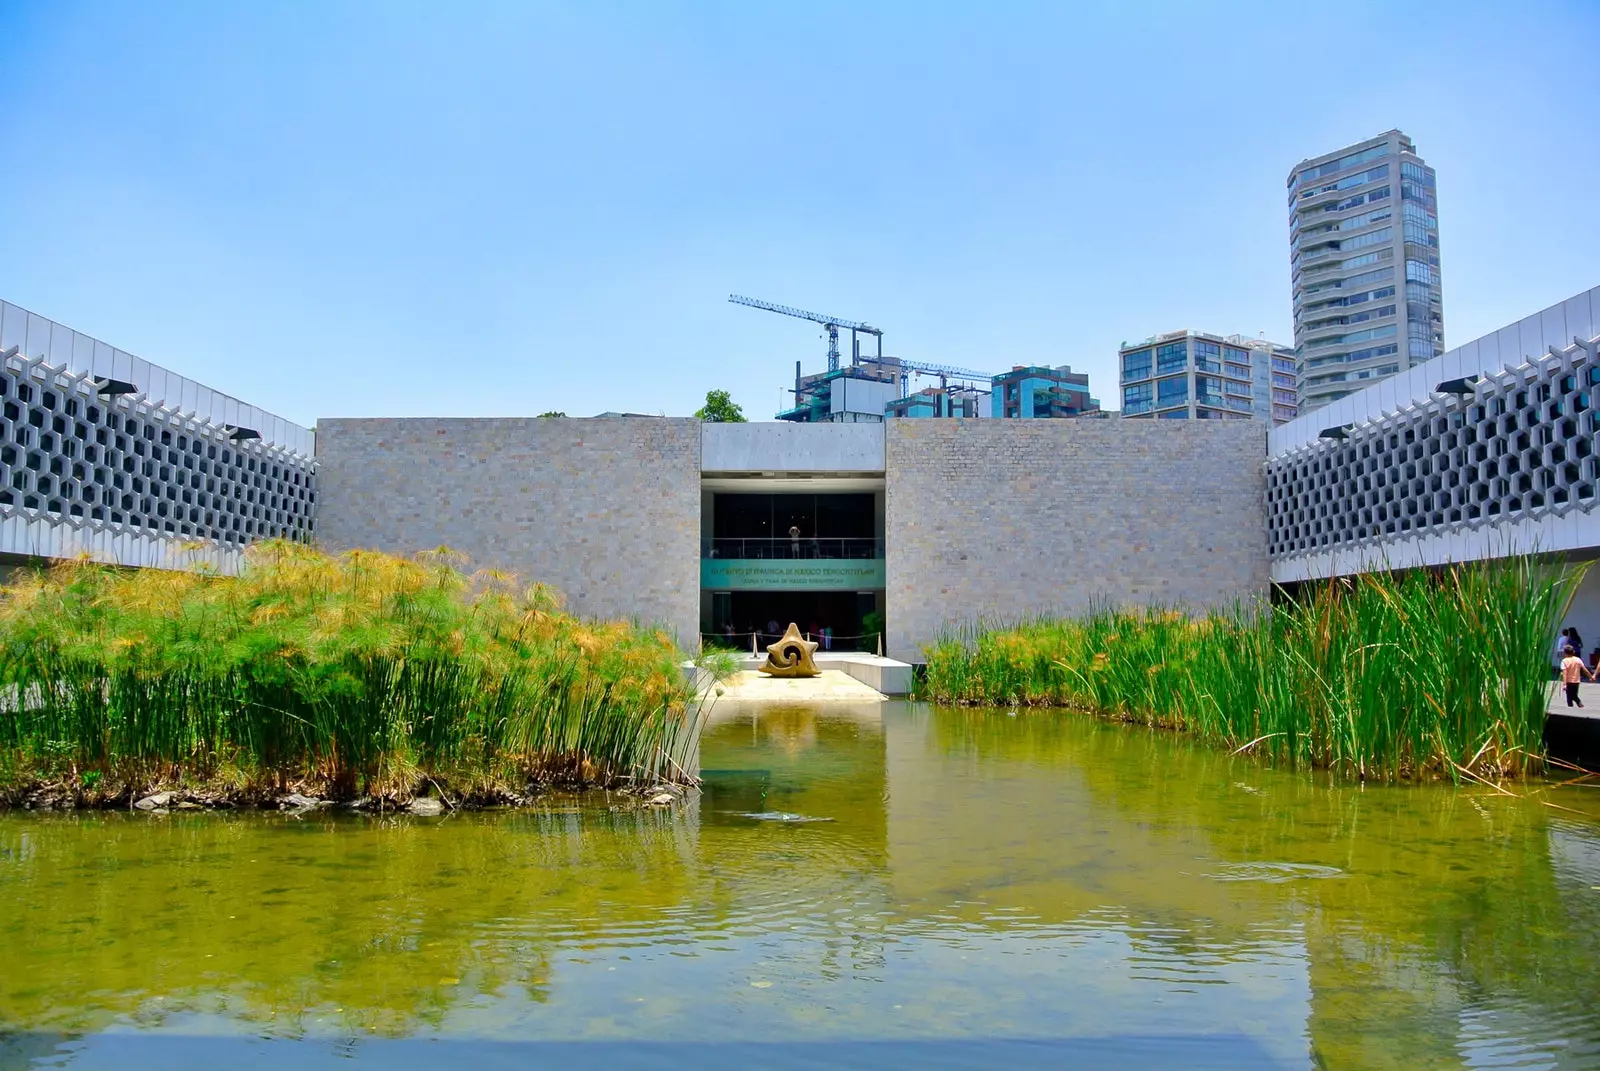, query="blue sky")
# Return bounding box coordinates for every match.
[2,1,1596,426]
